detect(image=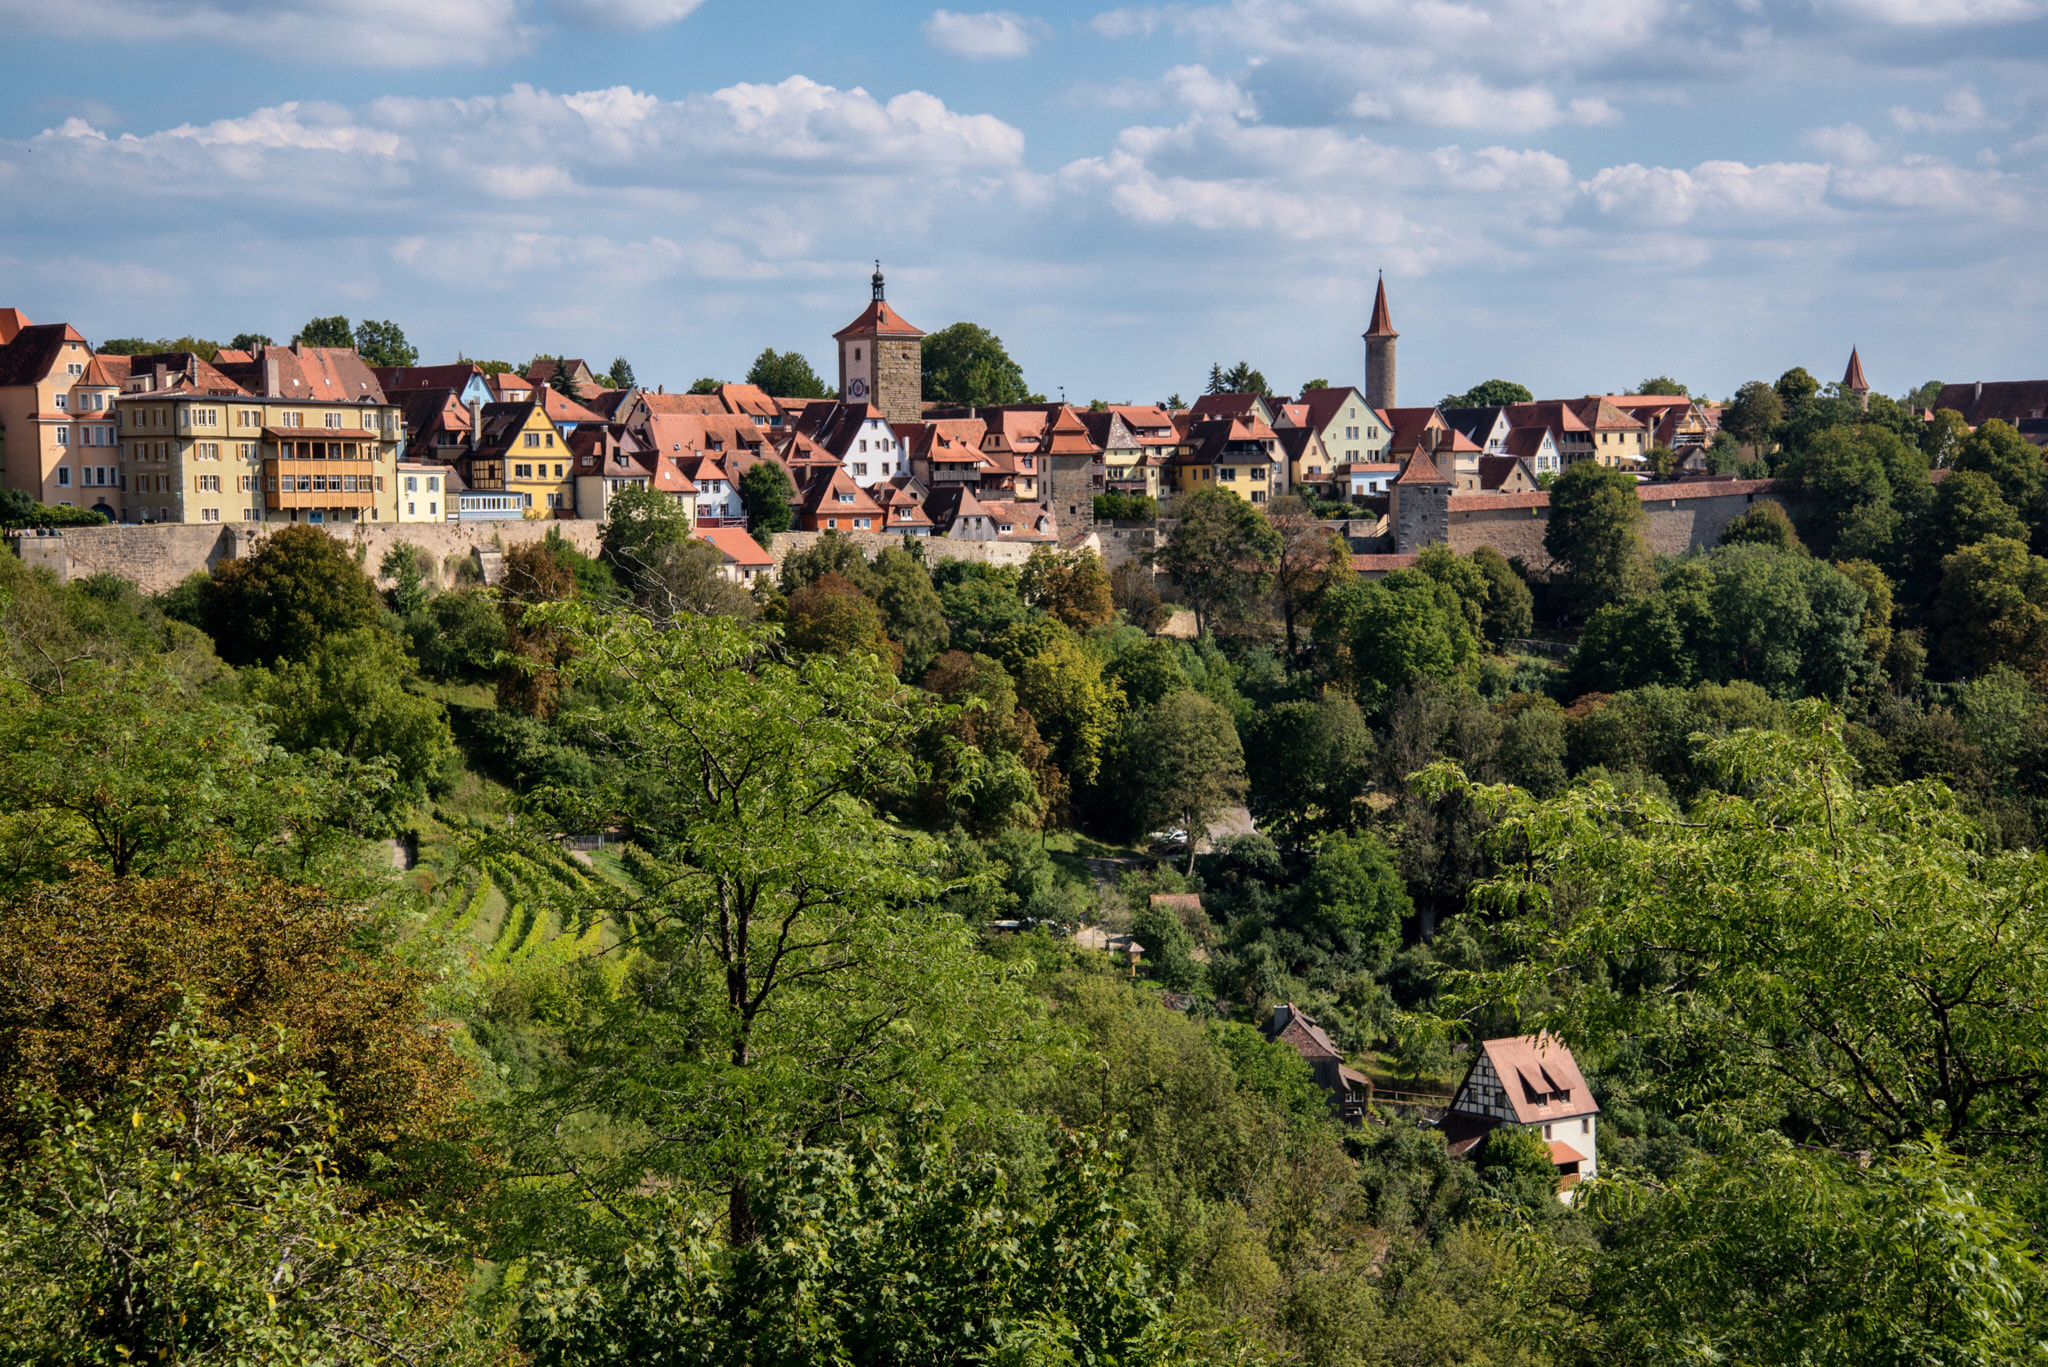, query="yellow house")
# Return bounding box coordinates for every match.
[1167,416,1282,505]
[459,400,576,518]
[0,315,125,514]
[114,346,401,526]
